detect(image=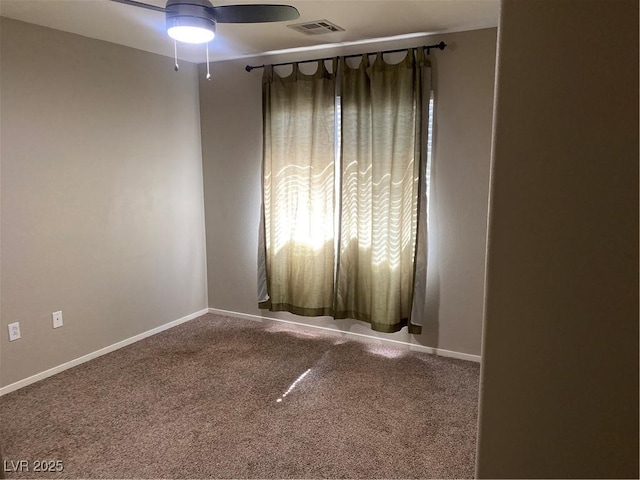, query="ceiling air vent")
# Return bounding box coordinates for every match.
[287,19,345,35]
